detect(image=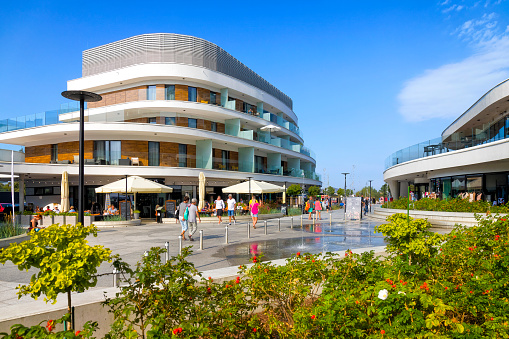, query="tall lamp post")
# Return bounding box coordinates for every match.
[125,175,128,221]
[61,91,102,225]
[341,172,349,220]
[368,180,373,212]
